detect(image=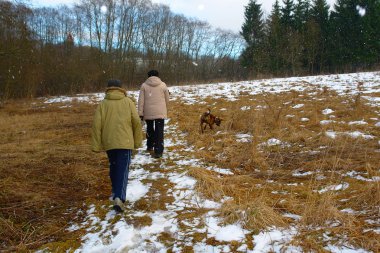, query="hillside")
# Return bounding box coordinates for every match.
[1,72,379,252]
